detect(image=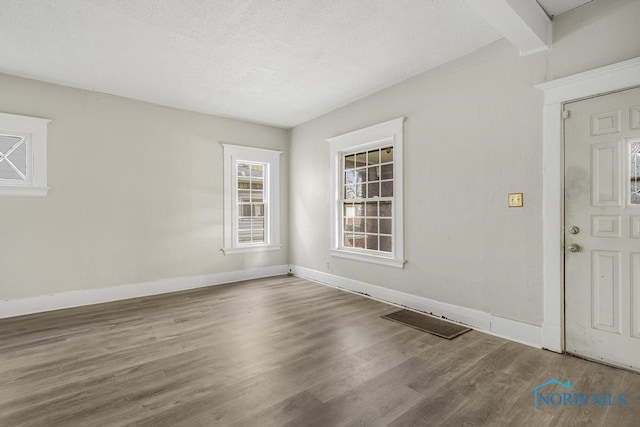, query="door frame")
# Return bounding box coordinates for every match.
[536,57,640,352]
